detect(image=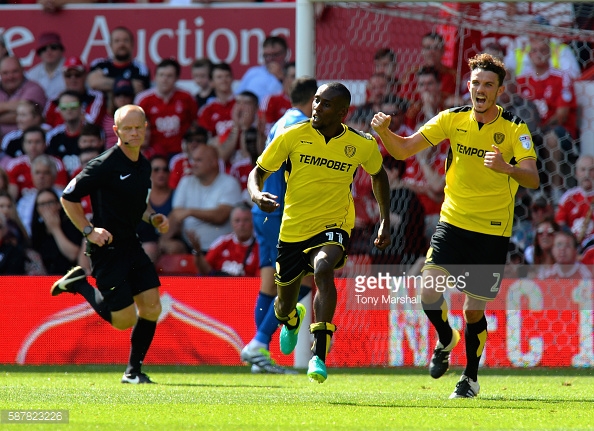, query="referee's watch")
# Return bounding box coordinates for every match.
[82,225,94,237]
